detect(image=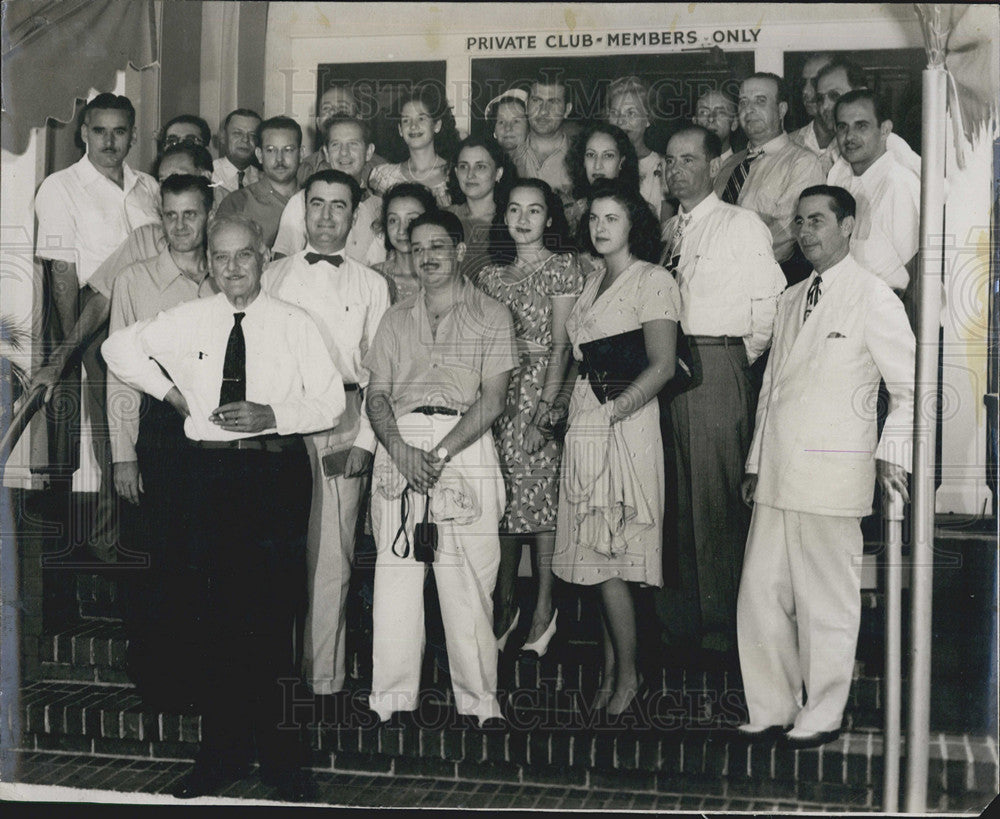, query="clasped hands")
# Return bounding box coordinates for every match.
[389,441,447,495]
